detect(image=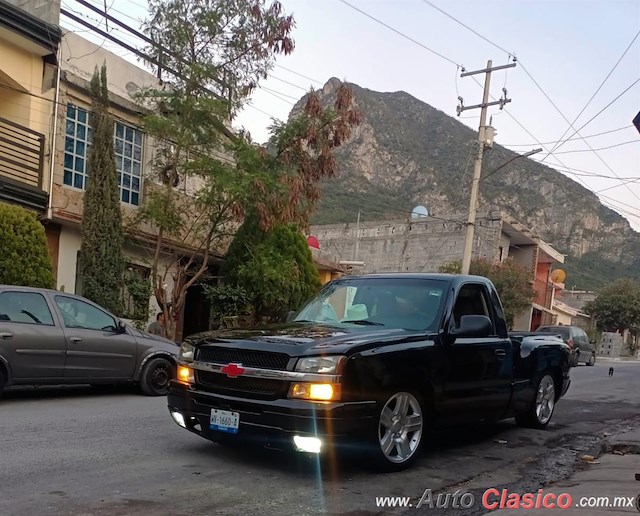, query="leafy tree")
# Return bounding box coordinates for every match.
[202,283,252,325]
[0,202,54,288]
[222,214,320,321]
[131,0,294,340]
[132,0,358,340]
[79,65,125,315]
[584,278,640,332]
[439,258,535,328]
